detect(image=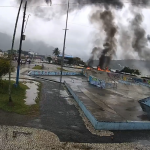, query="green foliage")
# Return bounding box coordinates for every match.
[68,57,86,66]
[0,58,13,78]
[57,67,68,71]
[32,65,42,70]
[134,69,141,75]
[121,67,141,75]
[47,56,52,63]
[68,58,74,65]
[7,50,17,58]
[53,48,60,56]
[0,80,41,115]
